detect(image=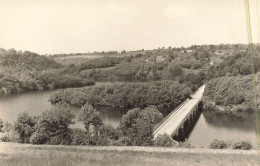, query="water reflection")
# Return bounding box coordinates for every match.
[203,111,257,131]
[188,111,258,148]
